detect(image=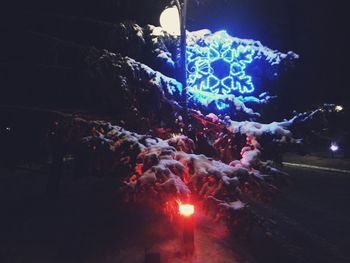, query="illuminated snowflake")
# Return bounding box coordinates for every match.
[186,30,255,98]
